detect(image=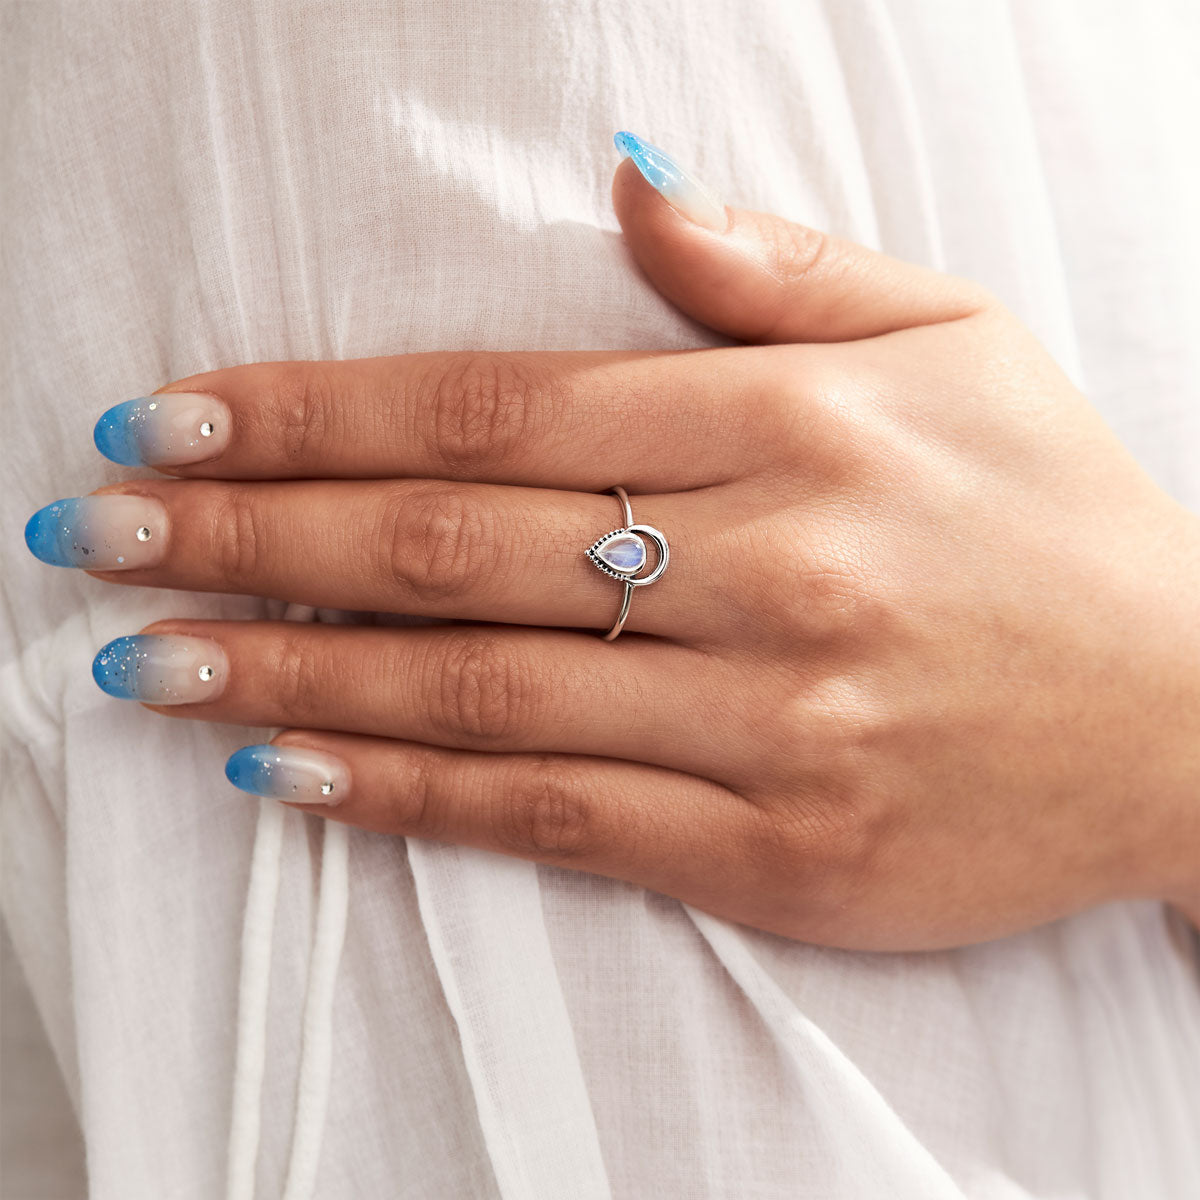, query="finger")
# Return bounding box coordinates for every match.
[222,731,776,927]
[97,621,747,779]
[611,132,992,344]
[45,479,708,638]
[91,346,779,488]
